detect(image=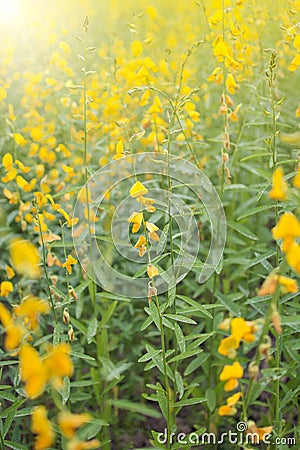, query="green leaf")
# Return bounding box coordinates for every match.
[109,399,161,418]
[173,397,206,407]
[157,387,168,420]
[240,152,271,162]
[98,301,117,328]
[1,405,31,421]
[0,360,18,367]
[205,388,216,412]
[106,362,132,382]
[60,376,70,405]
[146,302,161,332]
[4,442,28,450]
[70,351,95,362]
[174,323,186,353]
[140,315,153,331]
[70,380,99,388]
[138,345,162,363]
[168,348,203,363]
[144,353,174,381]
[227,220,258,240]
[87,317,98,344]
[176,295,213,319]
[184,353,210,376]
[71,318,88,336]
[237,203,287,221]
[164,314,197,325]
[76,418,108,440]
[244,250,275,270]
[97,292,130,302]
[174,370,184,399]
[0,391,17,403]
[215,291,240,315]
